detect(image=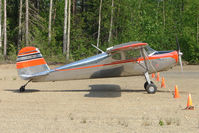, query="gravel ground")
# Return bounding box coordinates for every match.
[0,64,199,133]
